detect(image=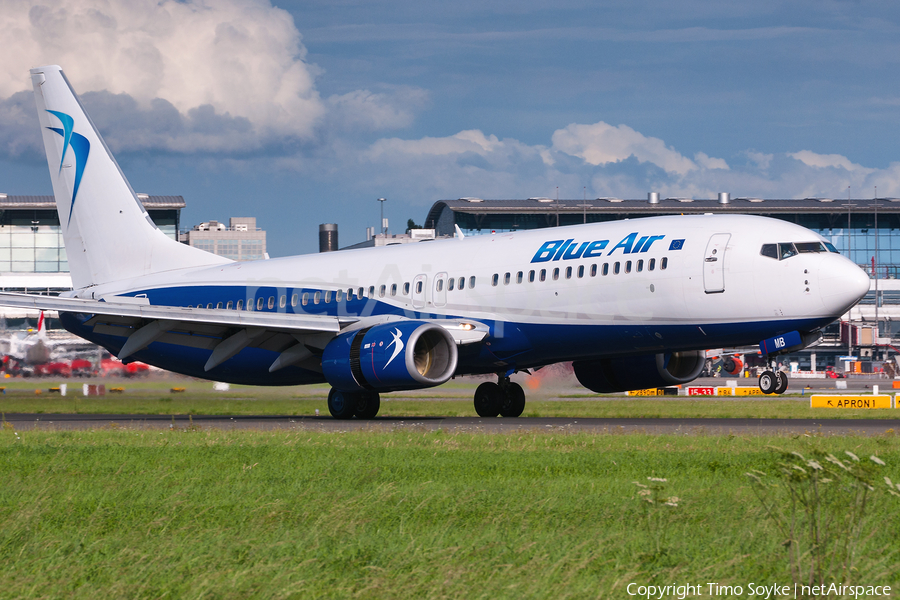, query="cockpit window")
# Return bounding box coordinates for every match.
[795,242,826,253]
[763,241,833,260]
[779,243,798,260]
